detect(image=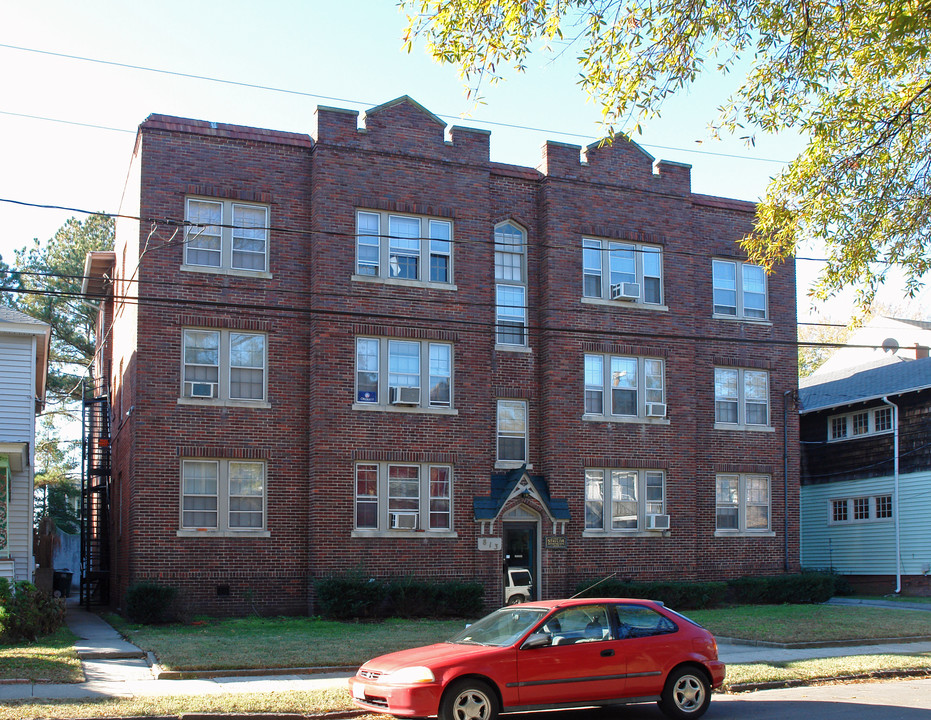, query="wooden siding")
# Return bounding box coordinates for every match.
[801,470,931,575]
[6,468,33,580]
[0,335,36,442]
